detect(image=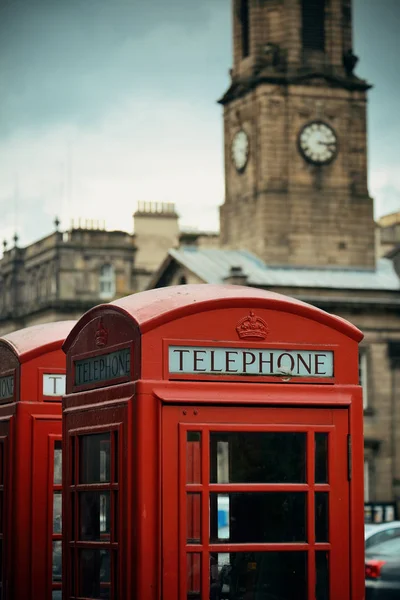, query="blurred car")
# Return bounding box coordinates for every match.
[365,521,400,550]
[365,537,400,599]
